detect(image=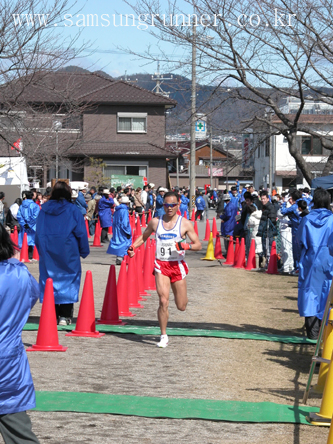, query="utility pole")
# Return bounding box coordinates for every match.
[209,132,213,188]
[152,62,173,97]
[176,141,179,187]
[190,20,196,212]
